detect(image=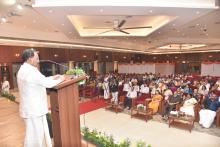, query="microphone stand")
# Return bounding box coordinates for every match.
[40,60,88,128]
[40,60,89,78]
